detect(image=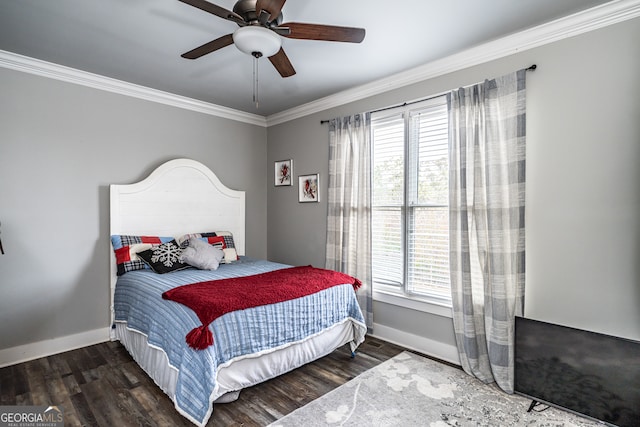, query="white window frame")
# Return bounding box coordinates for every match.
[371,96,452,314]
